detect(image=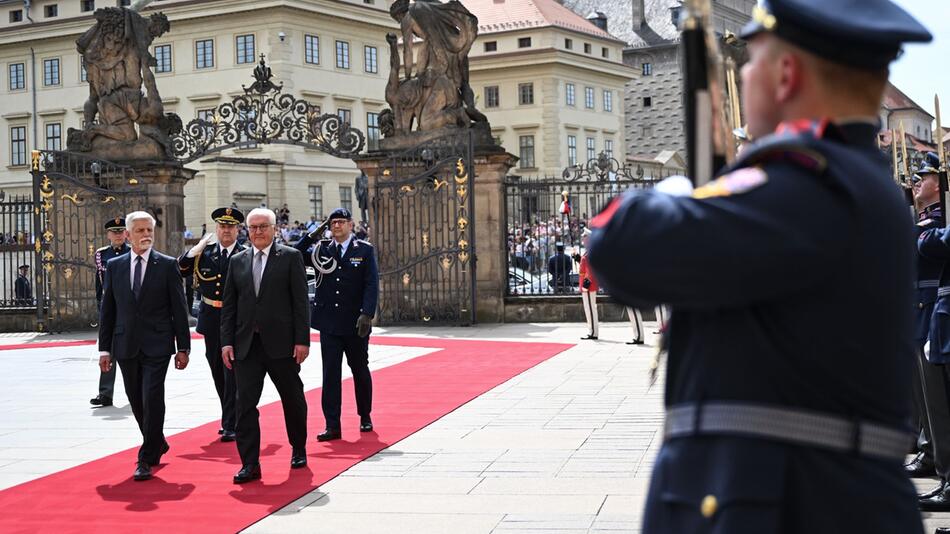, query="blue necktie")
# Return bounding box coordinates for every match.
[133,256,143,299]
